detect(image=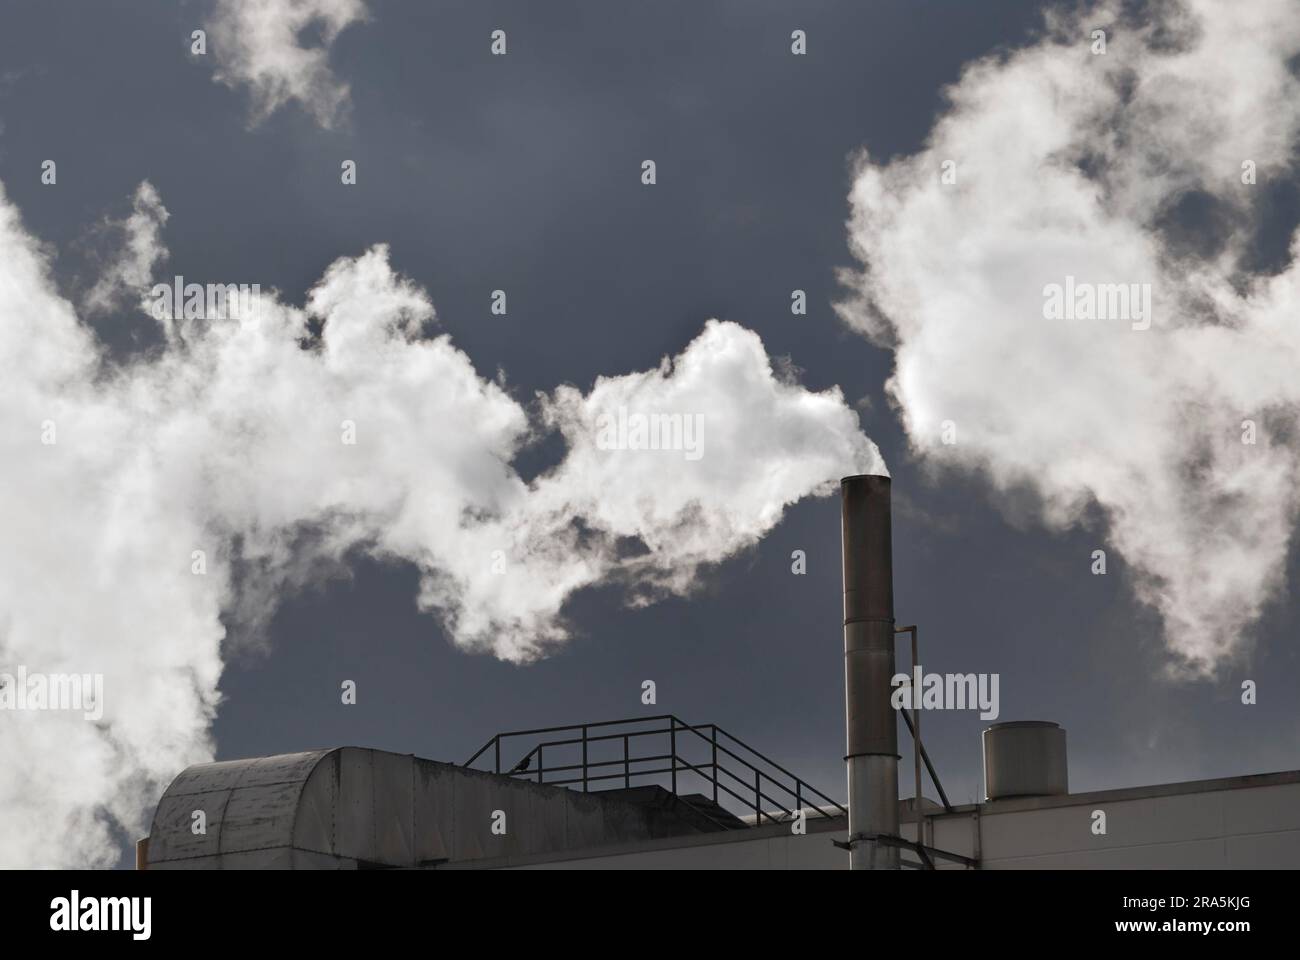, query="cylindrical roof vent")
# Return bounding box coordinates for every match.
[982,721,1068,801]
